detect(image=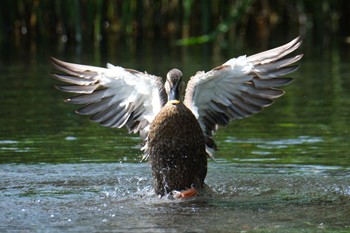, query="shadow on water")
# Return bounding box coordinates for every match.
[0,36,350,232]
